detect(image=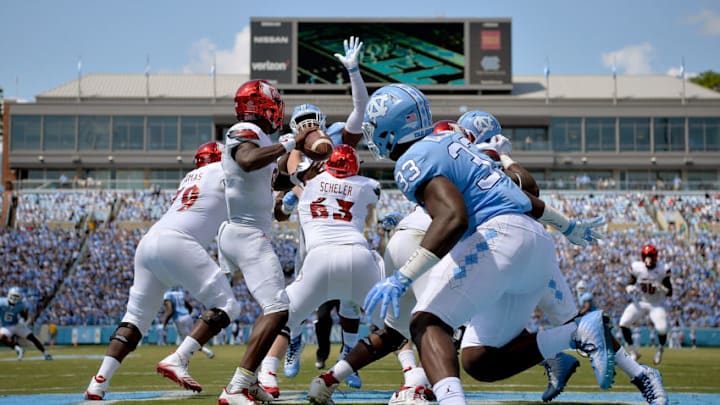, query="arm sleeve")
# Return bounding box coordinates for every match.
[344,71,369,134]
